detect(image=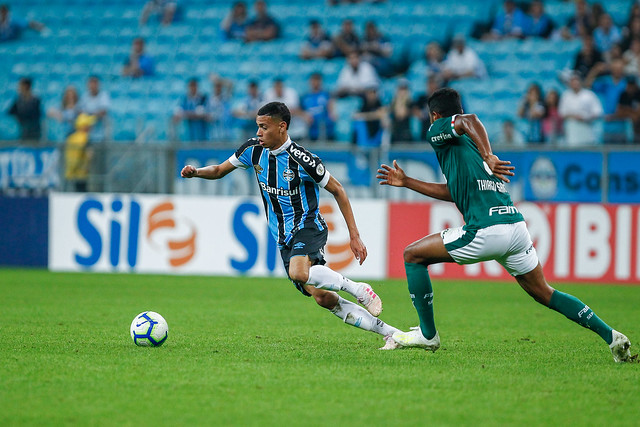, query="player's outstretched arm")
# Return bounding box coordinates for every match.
[453,114,515,183]
[377,160,453,202]
[181,160,236,180]
[324,176,367,265]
